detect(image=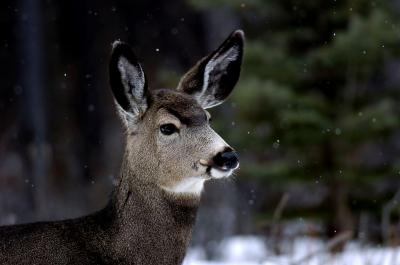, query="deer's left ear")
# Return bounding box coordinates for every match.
[177,30,244,109]
[109,41,148,126]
